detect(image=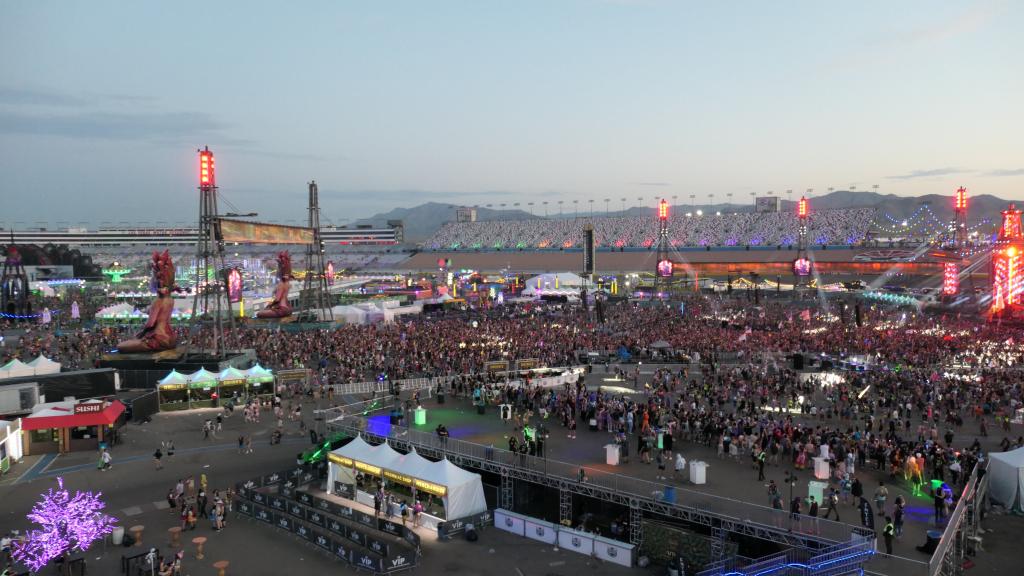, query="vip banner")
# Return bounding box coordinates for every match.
[378,519,402,538]
[236,500,253,517]
[254,506,272,524]
[274,512,293,533]
[335,542,353,563]
[352,551,383,573]
[355,510,376,529]
[347,527,365,547]
[269,496,286,511]
[262,471,285,486]
[366,535,390,557]
[313,529,332,552]
[306,508,326,527]
[294,523,312,541]
[383,552,414,573]
[297,490,314,507]
[251,492,267,506]
[327,518,348,539]
[288,502,304,518]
